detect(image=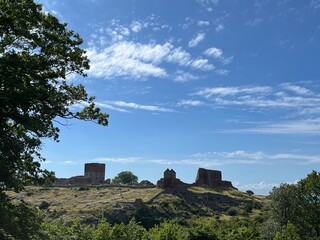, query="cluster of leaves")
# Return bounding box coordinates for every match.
[266,170,320,239]
[112,171,138,185]
[0,0,108,192]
